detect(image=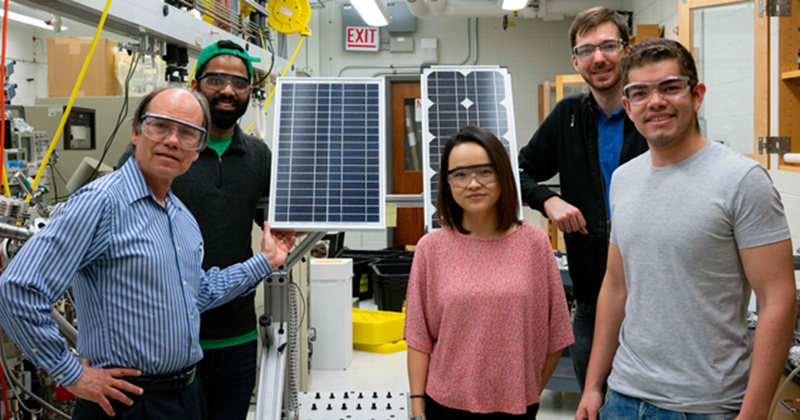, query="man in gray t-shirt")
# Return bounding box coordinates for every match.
[576,39,796,420]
